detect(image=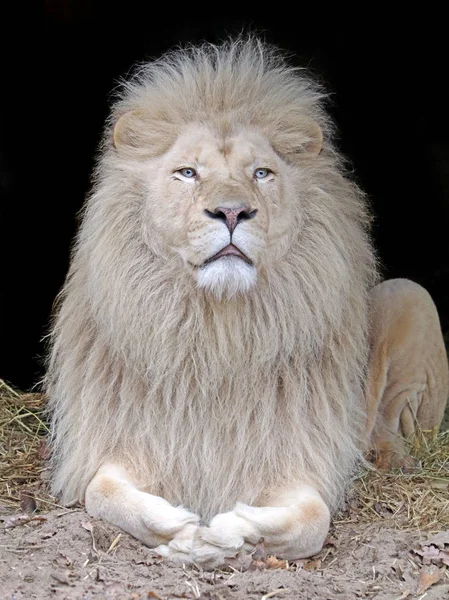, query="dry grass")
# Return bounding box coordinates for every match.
[337,428,449,531]
[1,378,448,532]
[0,379,55,513]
